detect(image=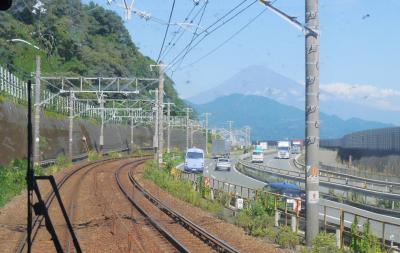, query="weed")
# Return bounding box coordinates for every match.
[88,150,101,161]
[275,226,299,249]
